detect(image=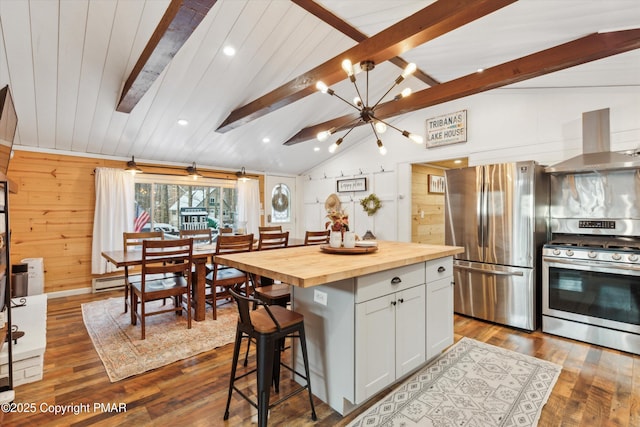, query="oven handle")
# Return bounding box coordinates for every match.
[543,257,640,273]
[454,265,524,277]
